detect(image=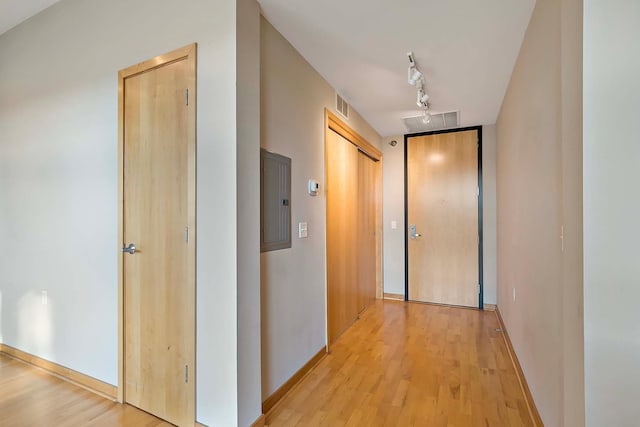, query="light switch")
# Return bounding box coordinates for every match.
[391,220,397,229]
[298,222,308,238]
